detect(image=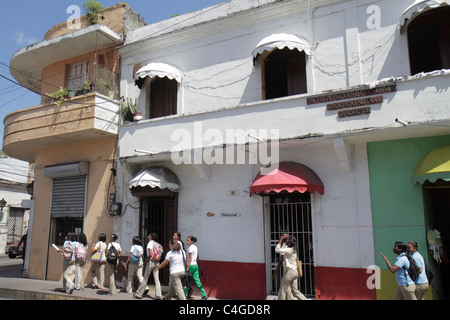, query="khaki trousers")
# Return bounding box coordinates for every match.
[394,284,417,300]
[278,269,307,300]
[135,260,162,298]
[165,271,186,300]
[415,283,429,300]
